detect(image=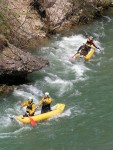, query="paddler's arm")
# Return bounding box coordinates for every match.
[92,42,99,49]
[92,43,101,51]
[36,98,44,108]
[18,101,28,107]
[45,98,53,104]
[77,46,82,53]
[36,98,53,109]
